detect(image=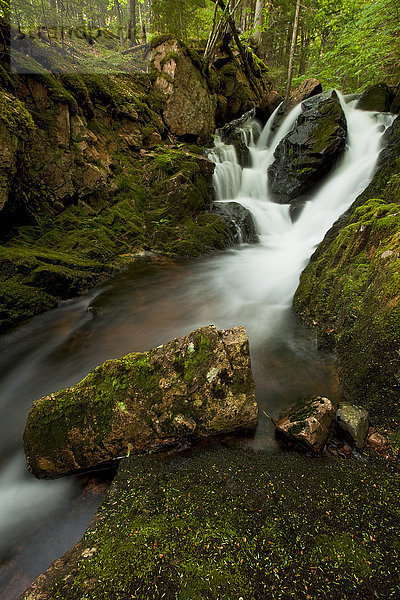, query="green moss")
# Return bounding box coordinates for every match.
[0,91,35,131]
[294,139,400,430]
[43,447,400,599]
